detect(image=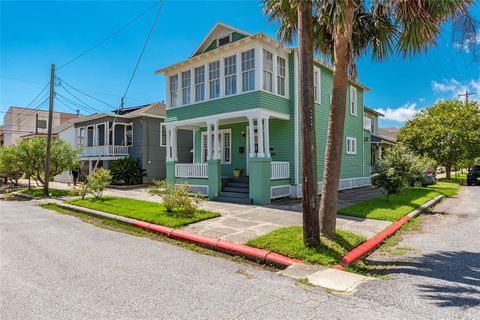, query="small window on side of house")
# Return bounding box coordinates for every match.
[160,123,167,147]
[350,86,357,116]
[218,35,231,47]
[37,119,47,129]
[346,137,357,155]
